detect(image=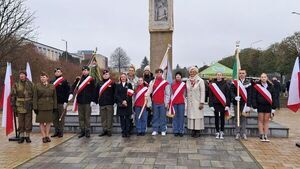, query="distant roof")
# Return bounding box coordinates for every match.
[199,62,233,78]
